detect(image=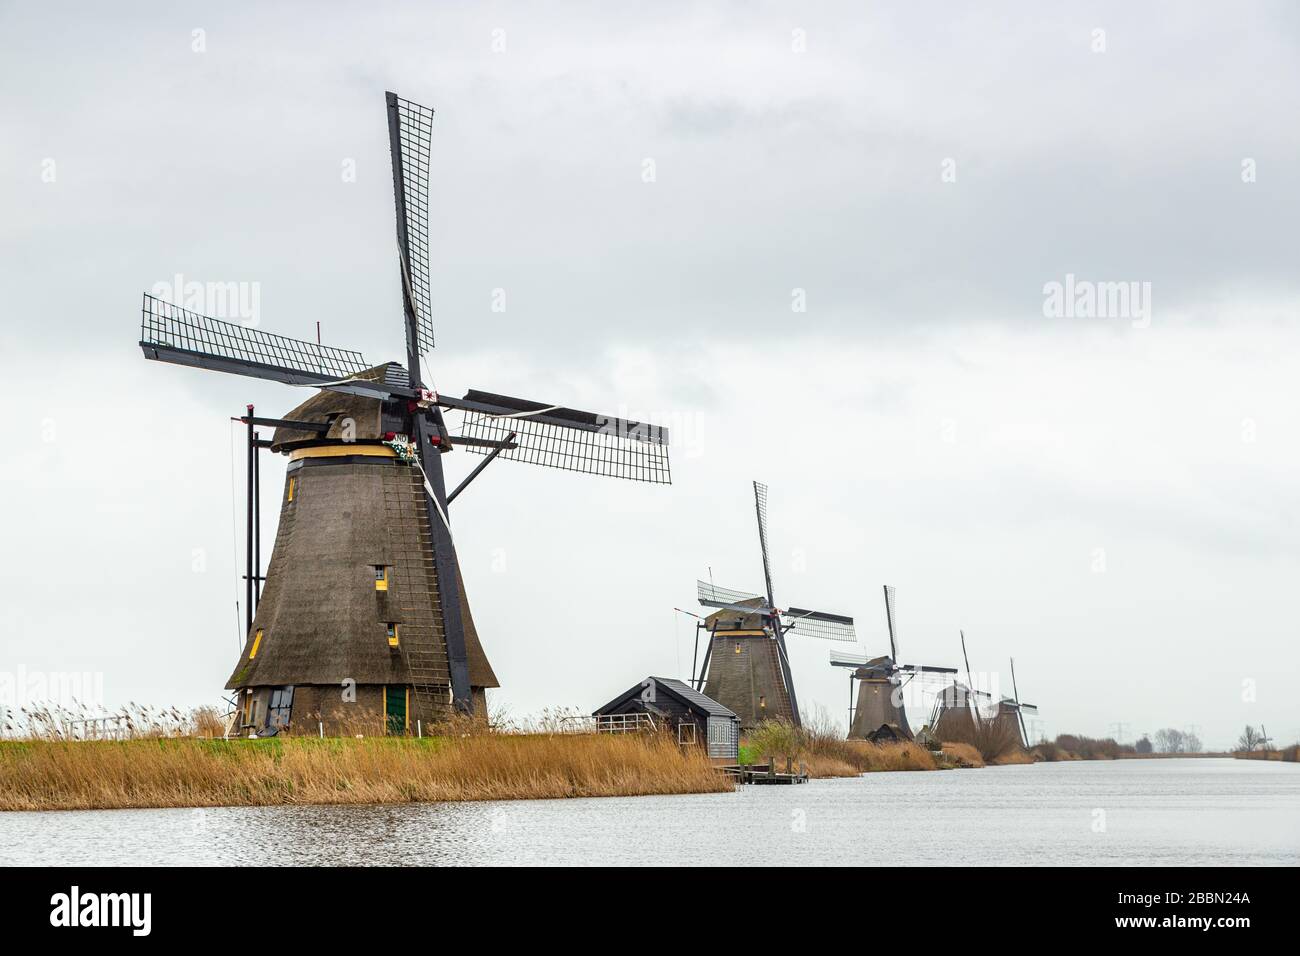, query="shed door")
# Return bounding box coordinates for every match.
[706,717,738,759]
